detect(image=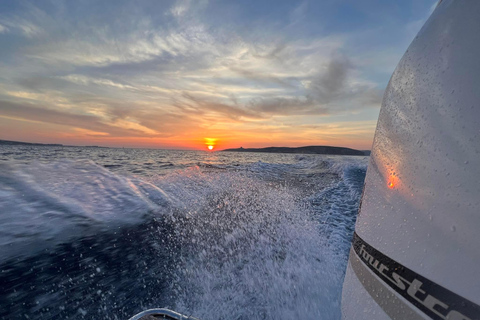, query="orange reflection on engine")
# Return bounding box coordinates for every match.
[387,174,396,189]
